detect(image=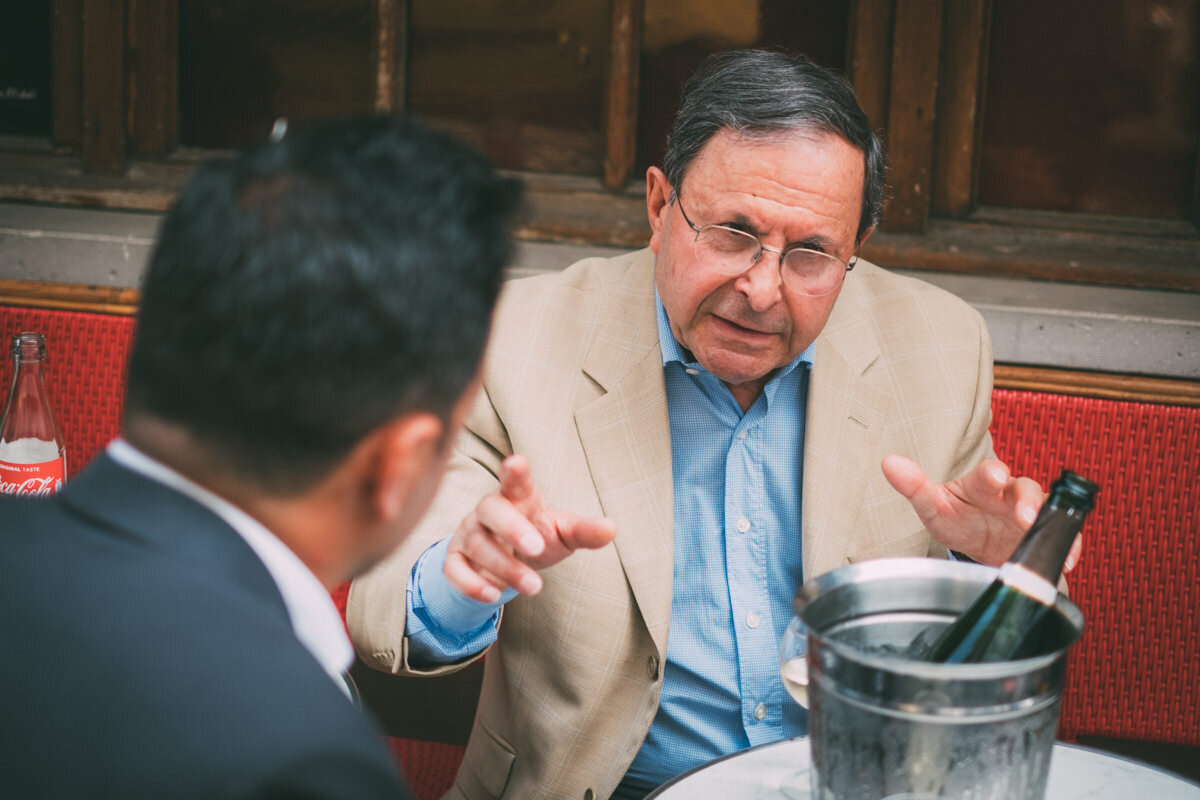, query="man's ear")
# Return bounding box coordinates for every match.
[646,166,673,254]
[371,412,445,521]
[856,224,876,251]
